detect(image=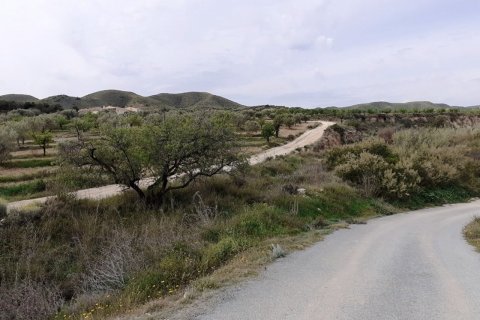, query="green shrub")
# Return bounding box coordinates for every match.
[0,180,47,198]
[124,244,200,303]
[226,205,302,238]
[273,184,376,221]
[0,198,7,218]
[259,158,298,177]
[334,151,419,199]
[395,186,474,209]
[201,237,243,272]
[0,170,52,183]
[325,139,397,169]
